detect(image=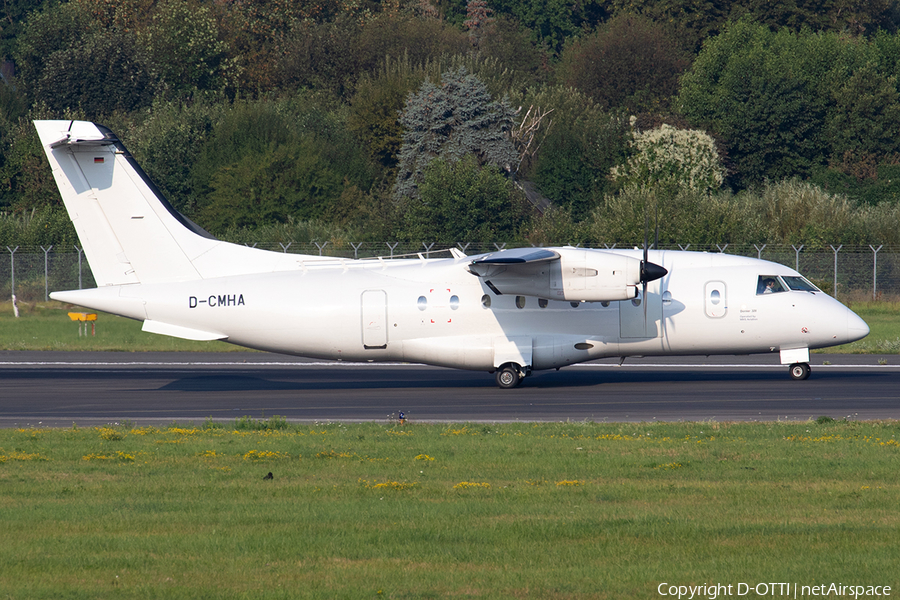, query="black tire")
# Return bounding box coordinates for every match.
[789,362,811,380]
[496,365,521,389]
